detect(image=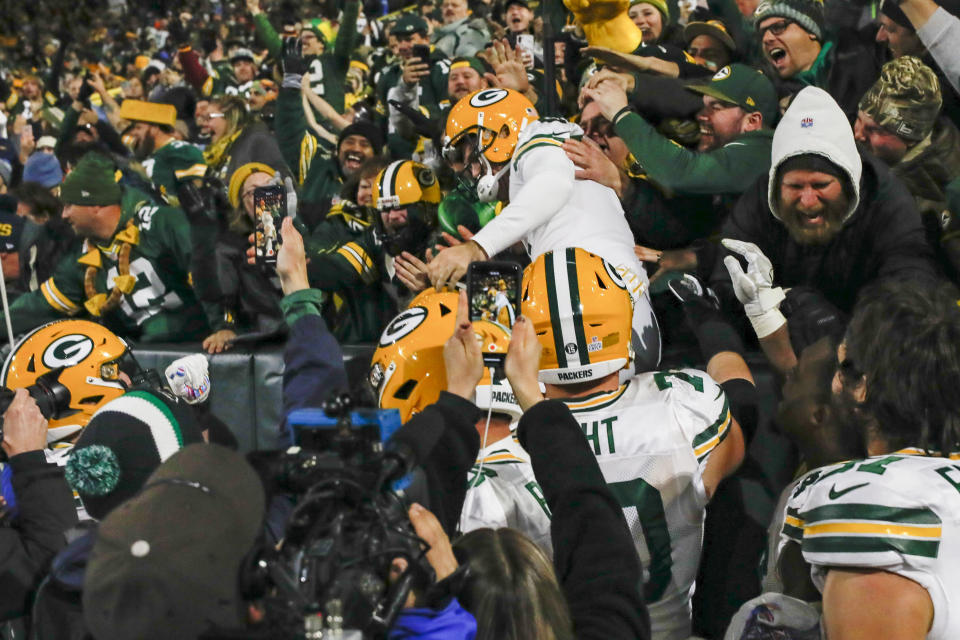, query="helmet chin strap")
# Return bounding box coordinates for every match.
[476,155,509,203]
